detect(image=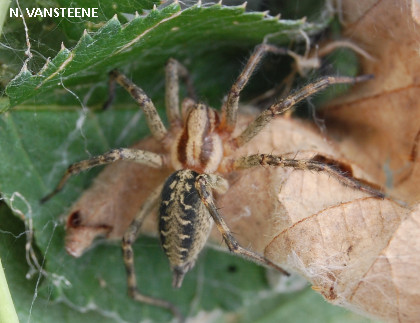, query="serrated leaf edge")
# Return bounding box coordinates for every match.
[5,2,317,109]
